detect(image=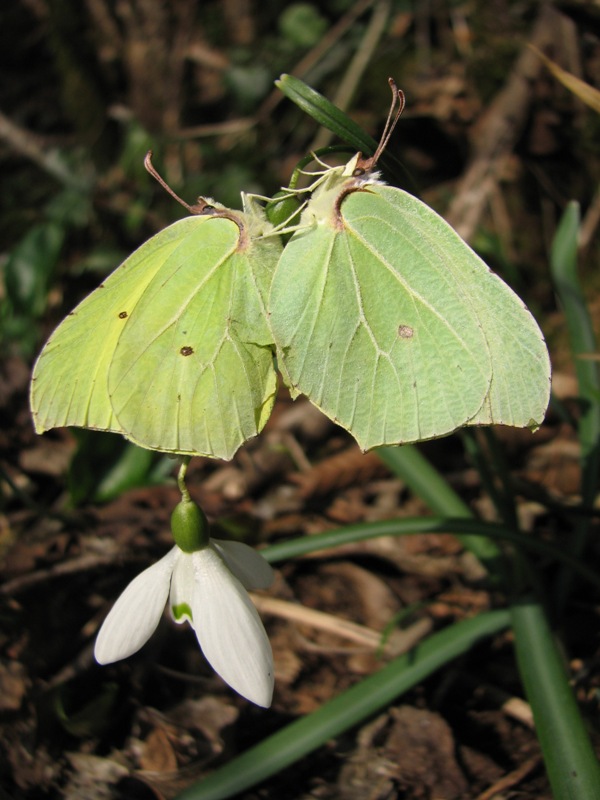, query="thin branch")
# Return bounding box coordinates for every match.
[445,5,565,242]
[0,109,84,187]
